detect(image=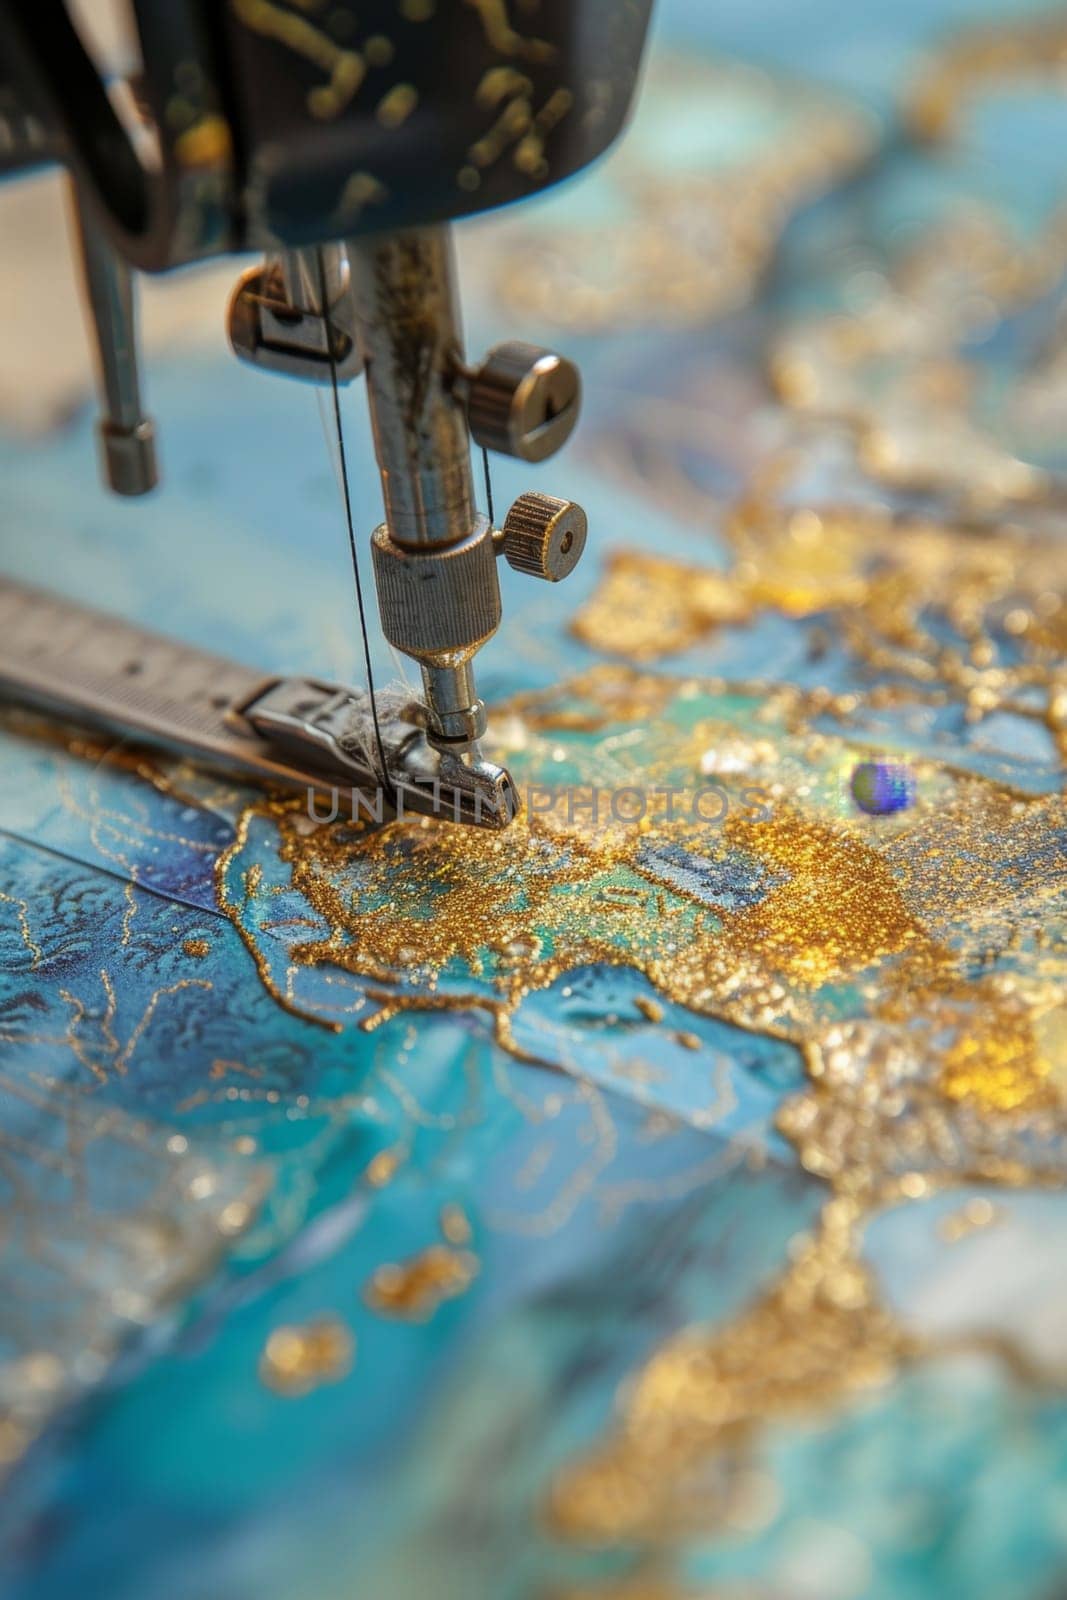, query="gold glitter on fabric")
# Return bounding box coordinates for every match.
[364,1244,479,1321]
[259,1318,355,1396]
[938,1197,1001,1243]
[573,505,1067,764]
[551,951,1065,1541]
[5,551,1062,1541]
[551,972,1067,1542]
[573,554,752,660]
[212,663,1063,1066]
[171,596,1052,1542]
[550,1199,911,1542]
